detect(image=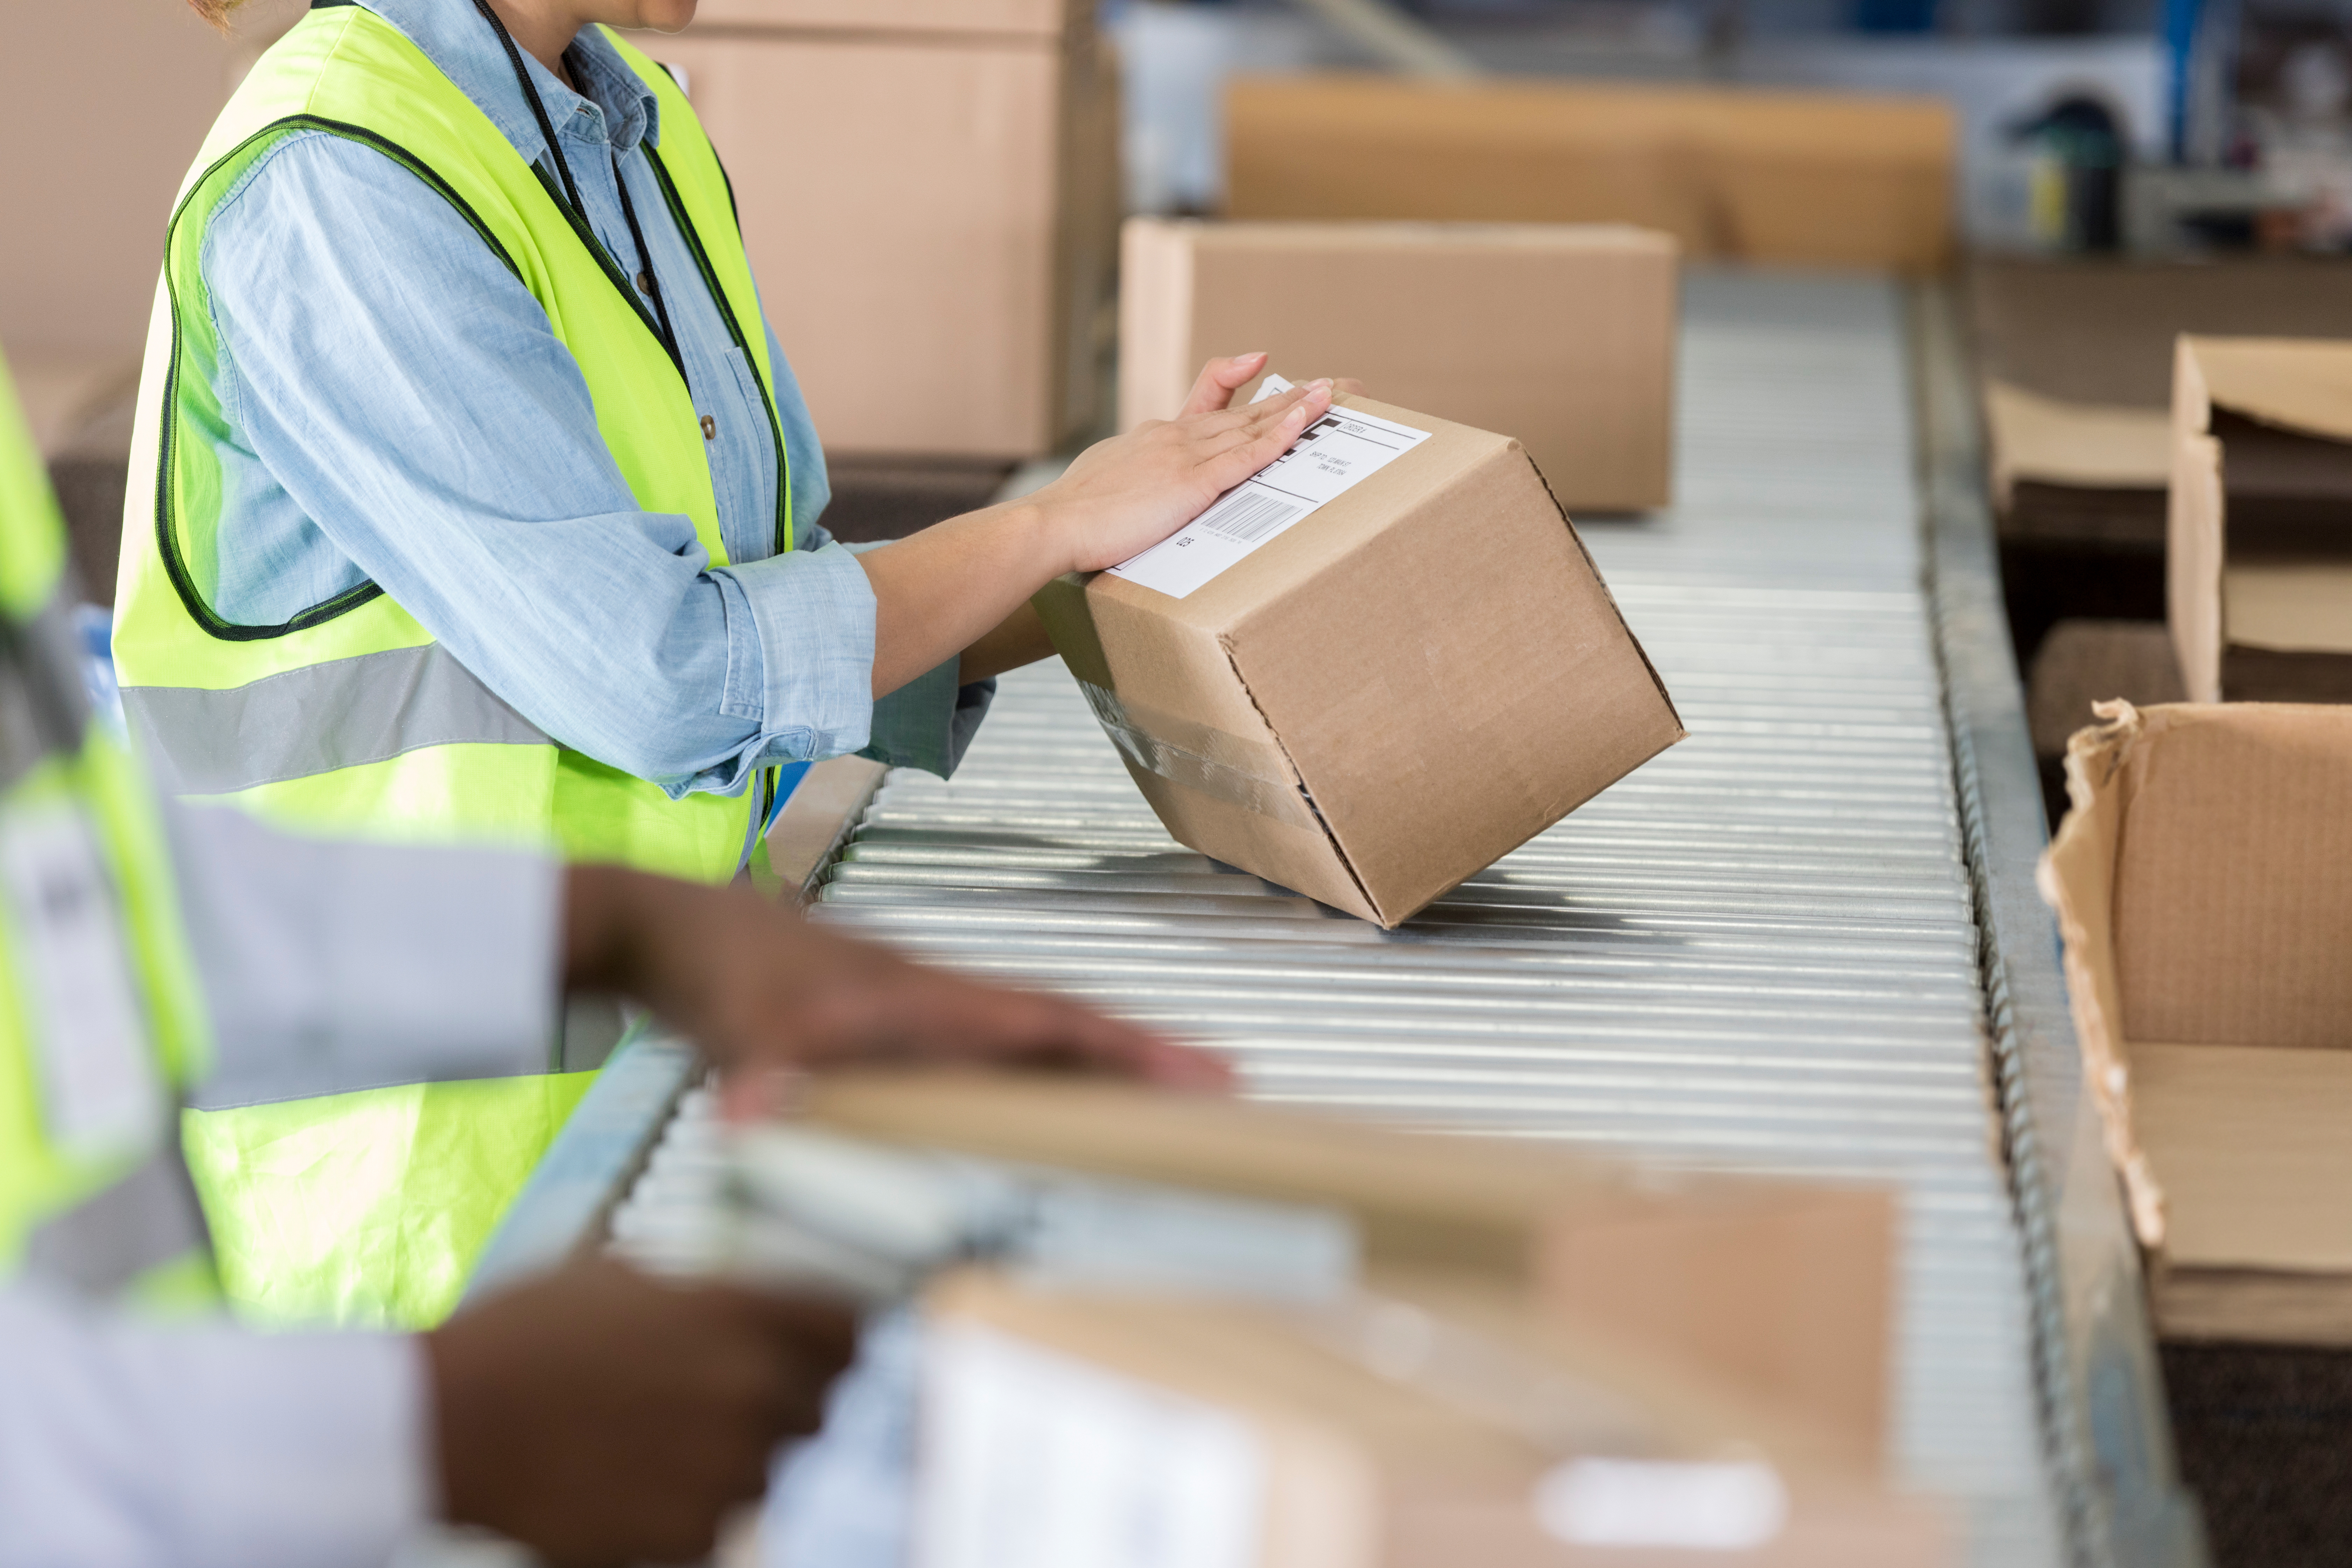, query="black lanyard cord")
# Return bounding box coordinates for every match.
[470,0,586,217]
[471,1,682,370]
[611,153,682,366]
